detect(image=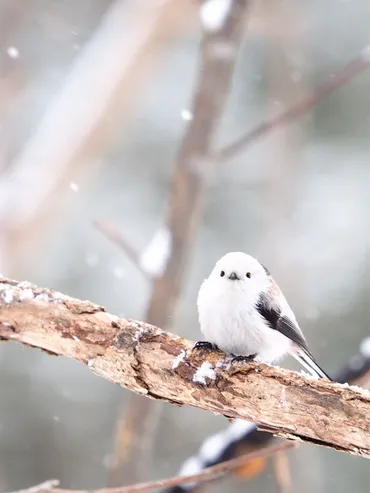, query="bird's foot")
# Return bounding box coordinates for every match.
[193,341,219,352]
[231,353,257,364]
